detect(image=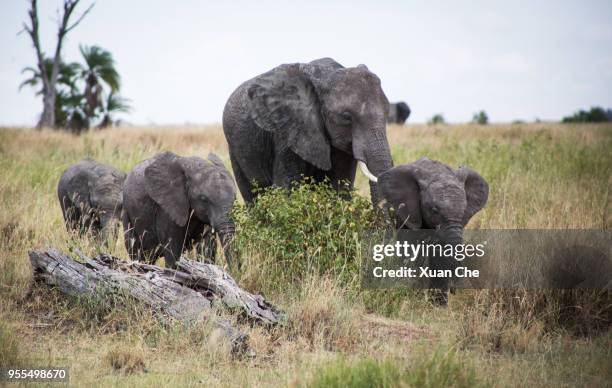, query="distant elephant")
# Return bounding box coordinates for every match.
[57,159,125,239]
[222,57,393,204]
[387,102,411,125]
[377,157,489,304]
[122,151,237,269]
